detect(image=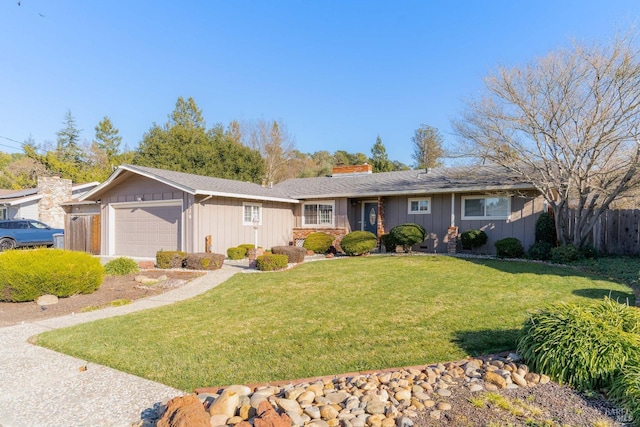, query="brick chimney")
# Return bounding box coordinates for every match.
[37,176,72,228]
[331,163,373,176]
